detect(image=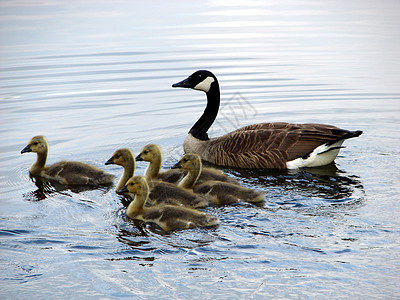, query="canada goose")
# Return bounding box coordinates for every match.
[172,70,363,169]
[119,176,219,231]
[173,153,265,205]
[21,135,114,185]
[105,148,209,208]
[136,143,239,185]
